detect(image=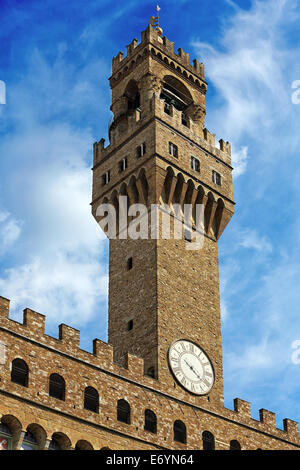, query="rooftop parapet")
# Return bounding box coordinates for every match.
[23,308,45,334]
[0,295,145,380]
[111,23,205,81]
[92,96,232,172]
[233,397,300,441]
[0,296,10,318]
[259,408,276,429]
